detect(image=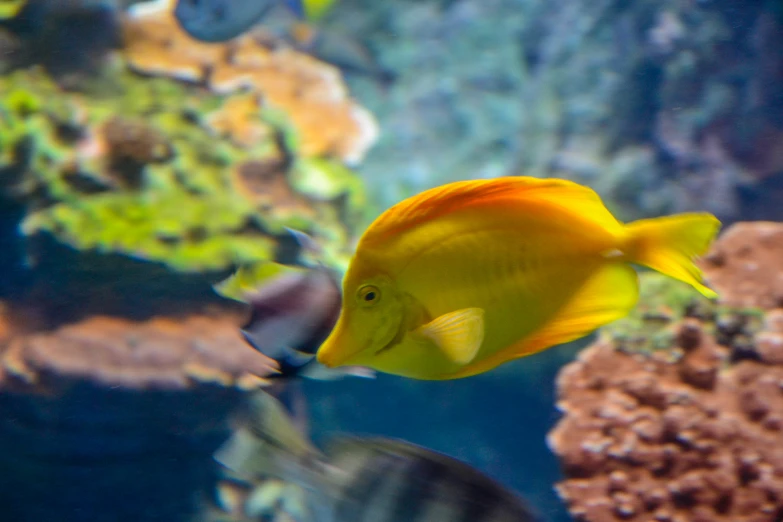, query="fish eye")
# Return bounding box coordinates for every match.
[357,285,380,306]
[211,1,227,19]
